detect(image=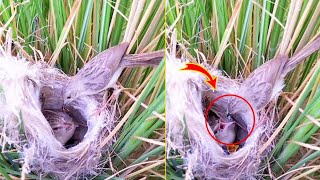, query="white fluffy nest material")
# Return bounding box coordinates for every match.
[166,55,274,180]
[0,54,117,179]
